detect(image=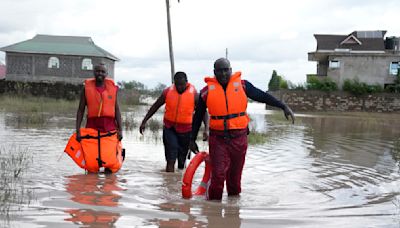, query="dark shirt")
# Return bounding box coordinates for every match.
[191,80,285,140]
